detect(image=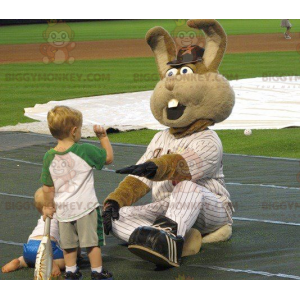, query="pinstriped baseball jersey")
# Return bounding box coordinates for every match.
[130,129,231,205]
